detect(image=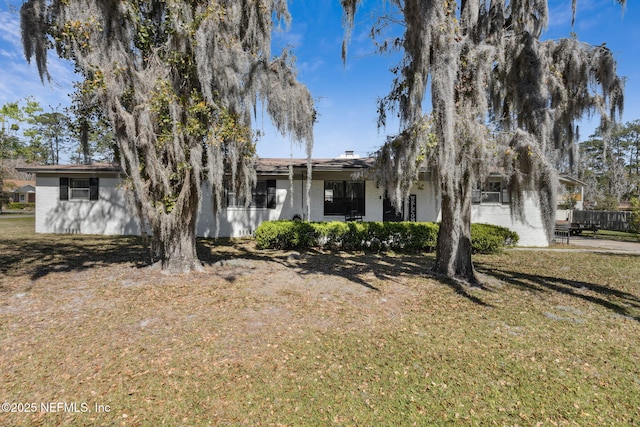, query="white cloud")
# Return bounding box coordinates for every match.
[274,29,305,49]
[0,9,22,48]
[298,58,325,75]
[0,48,17,58]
